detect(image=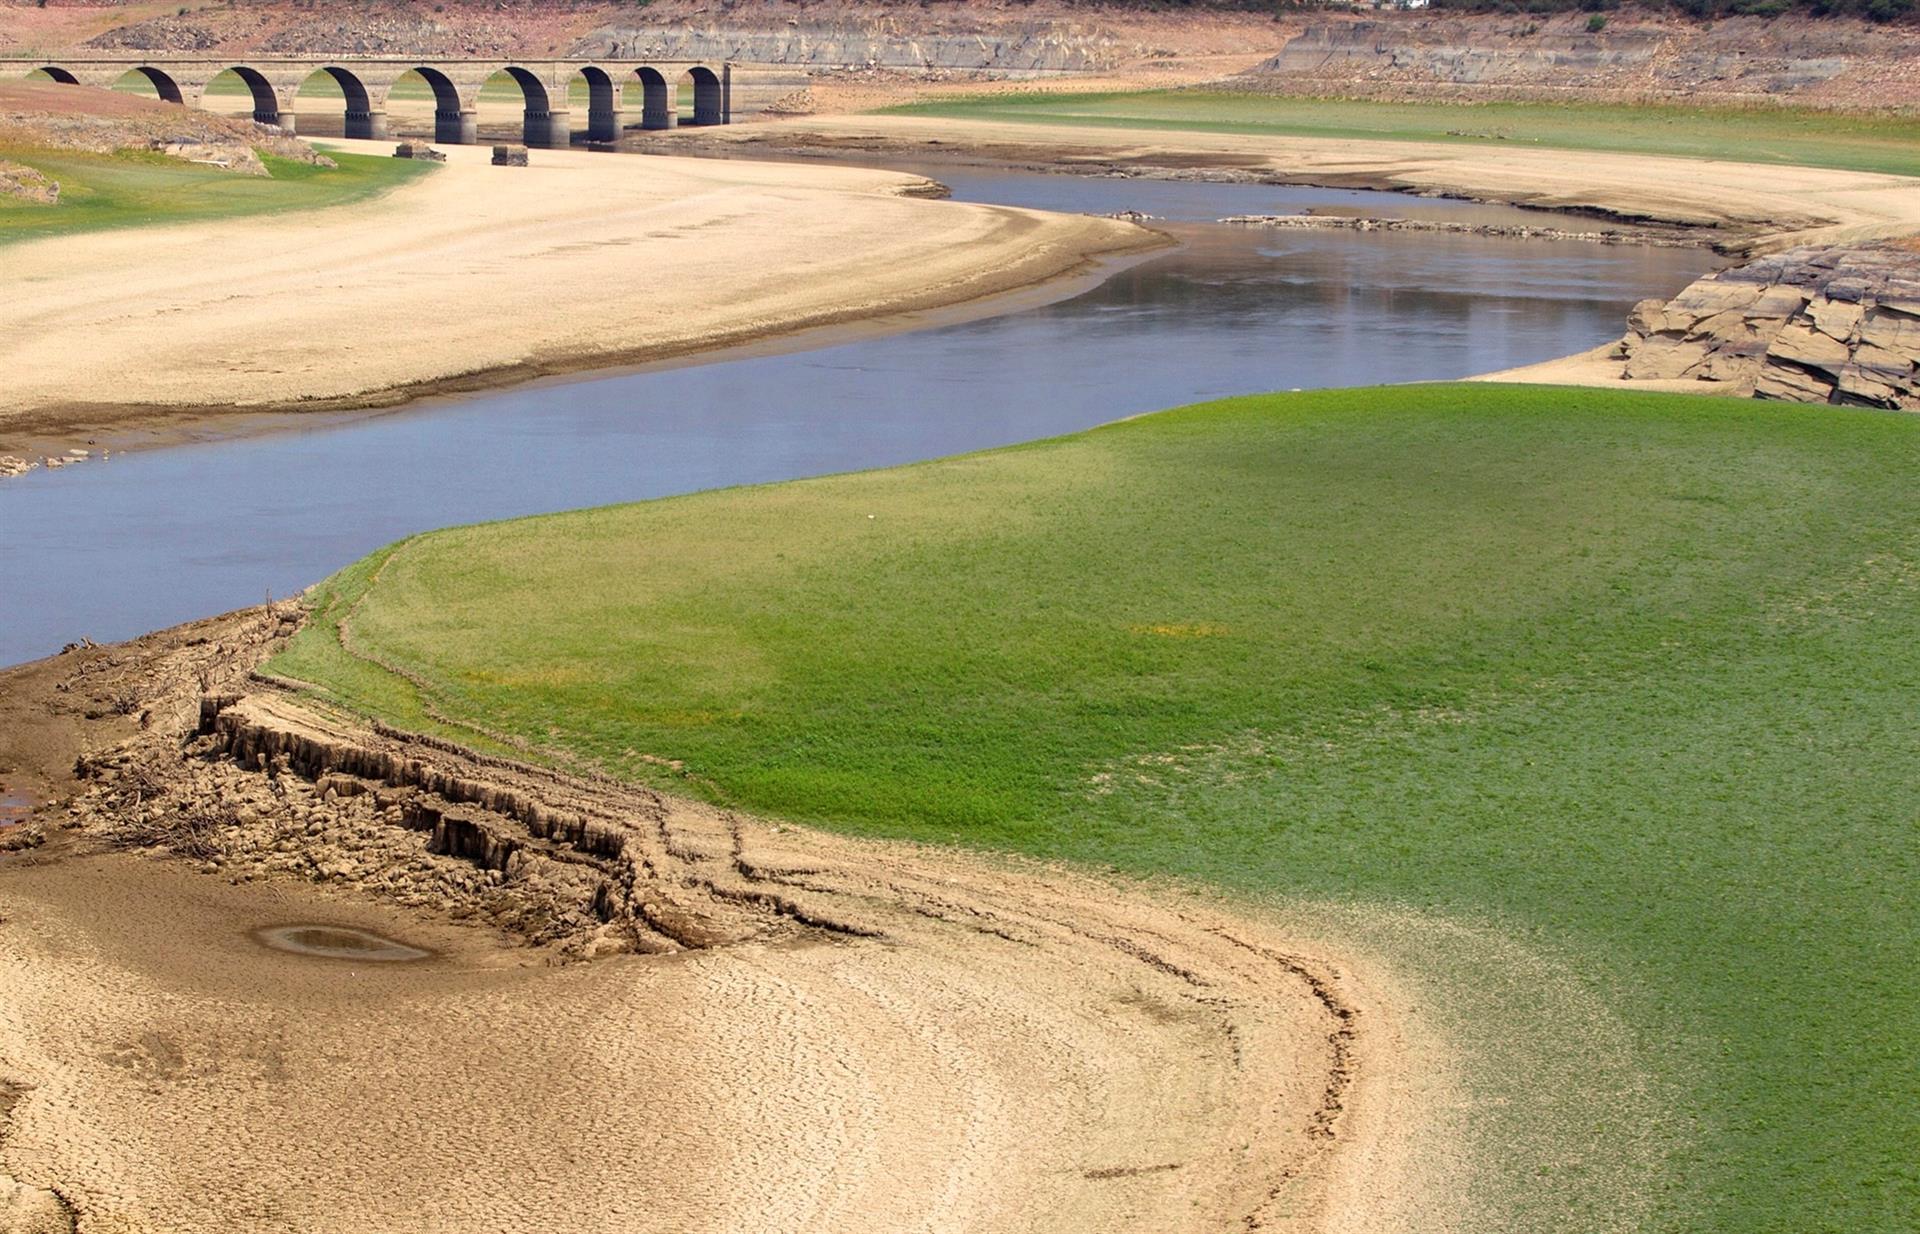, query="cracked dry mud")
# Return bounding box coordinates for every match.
[0,608,1453,1233]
